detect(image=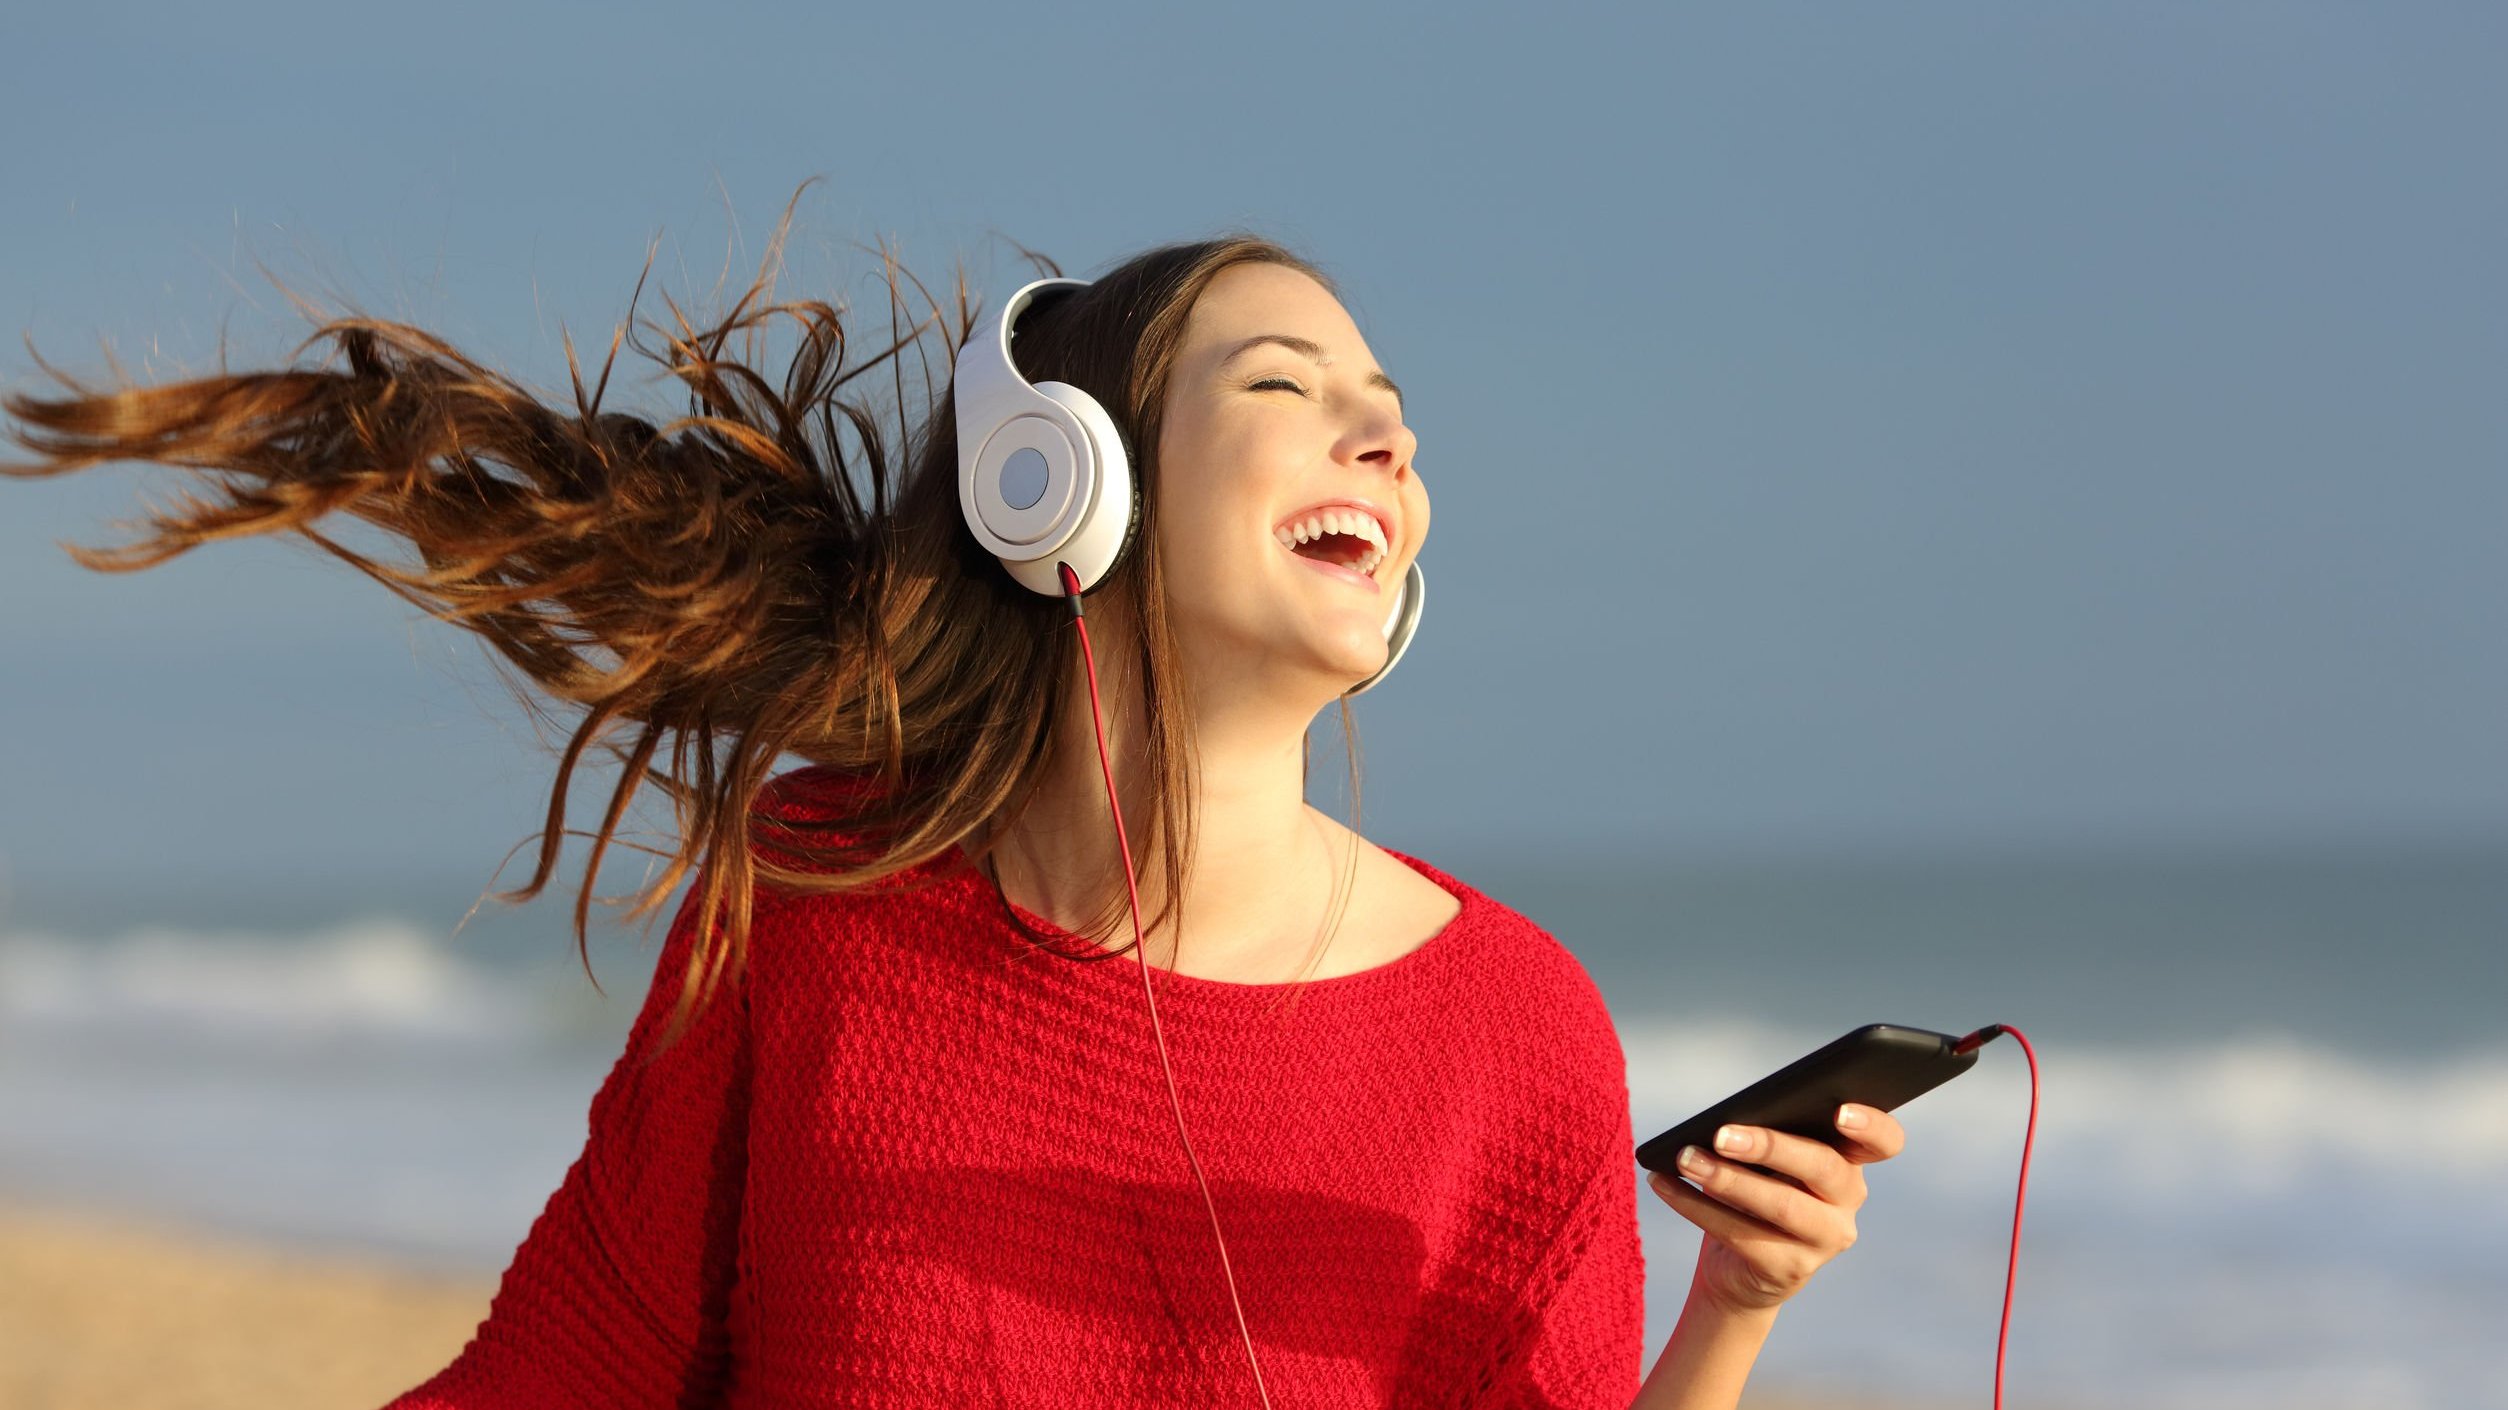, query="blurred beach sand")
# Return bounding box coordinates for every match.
[0,1195,1941,1410]
[0,1198,490,1410]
